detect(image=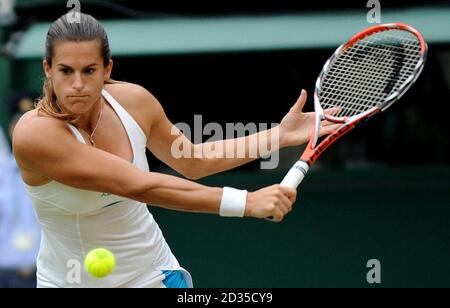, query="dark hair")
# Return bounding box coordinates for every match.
[45,13,111,67]
[36,13,120,122]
